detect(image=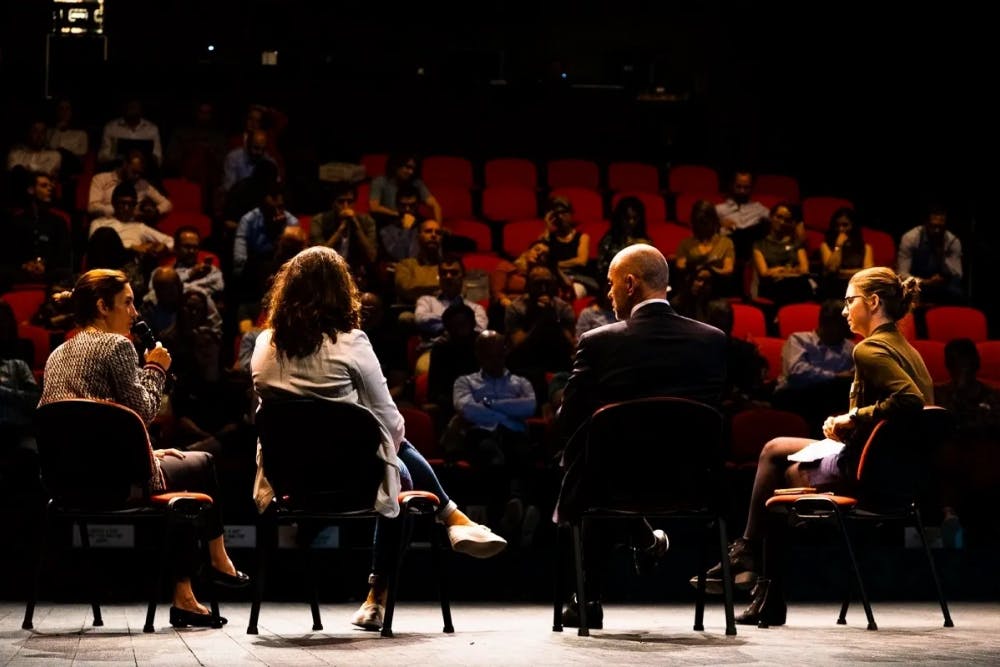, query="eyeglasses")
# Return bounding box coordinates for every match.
[843,295,867,308]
